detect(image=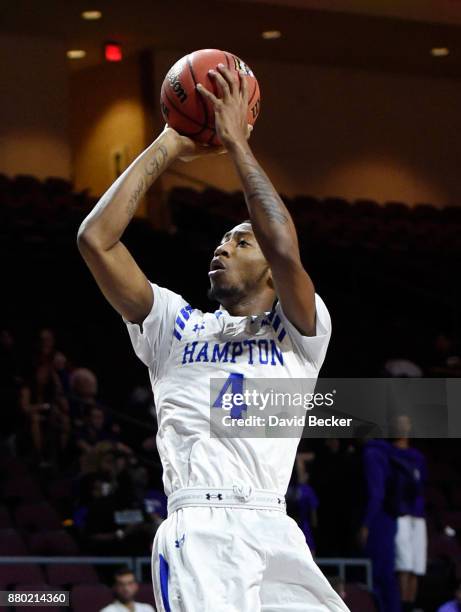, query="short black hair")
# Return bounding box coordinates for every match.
[114,567,135,582]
